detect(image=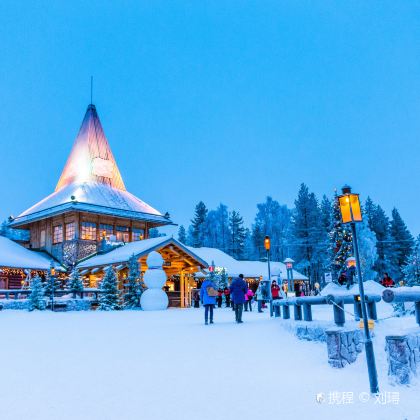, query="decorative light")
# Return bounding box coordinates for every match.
[338,185,362,224]
[264,236,271,251]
